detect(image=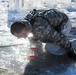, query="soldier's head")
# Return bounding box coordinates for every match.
[10,20,32,38]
